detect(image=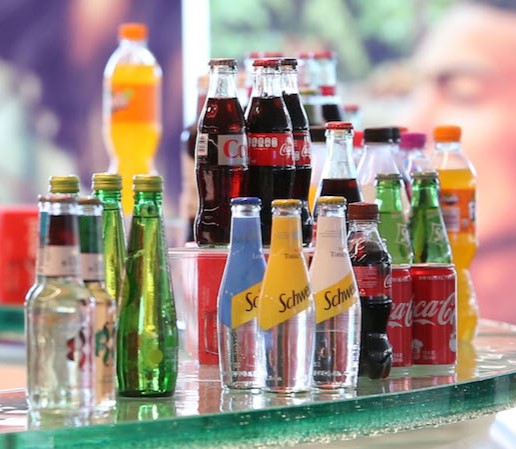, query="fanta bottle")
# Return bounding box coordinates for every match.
[430,125,478,342]
[103,23,162,213]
